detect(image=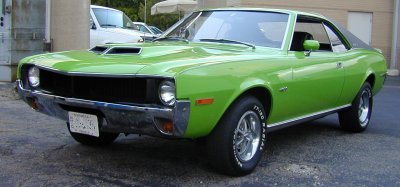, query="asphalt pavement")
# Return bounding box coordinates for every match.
[0,77,399,186]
